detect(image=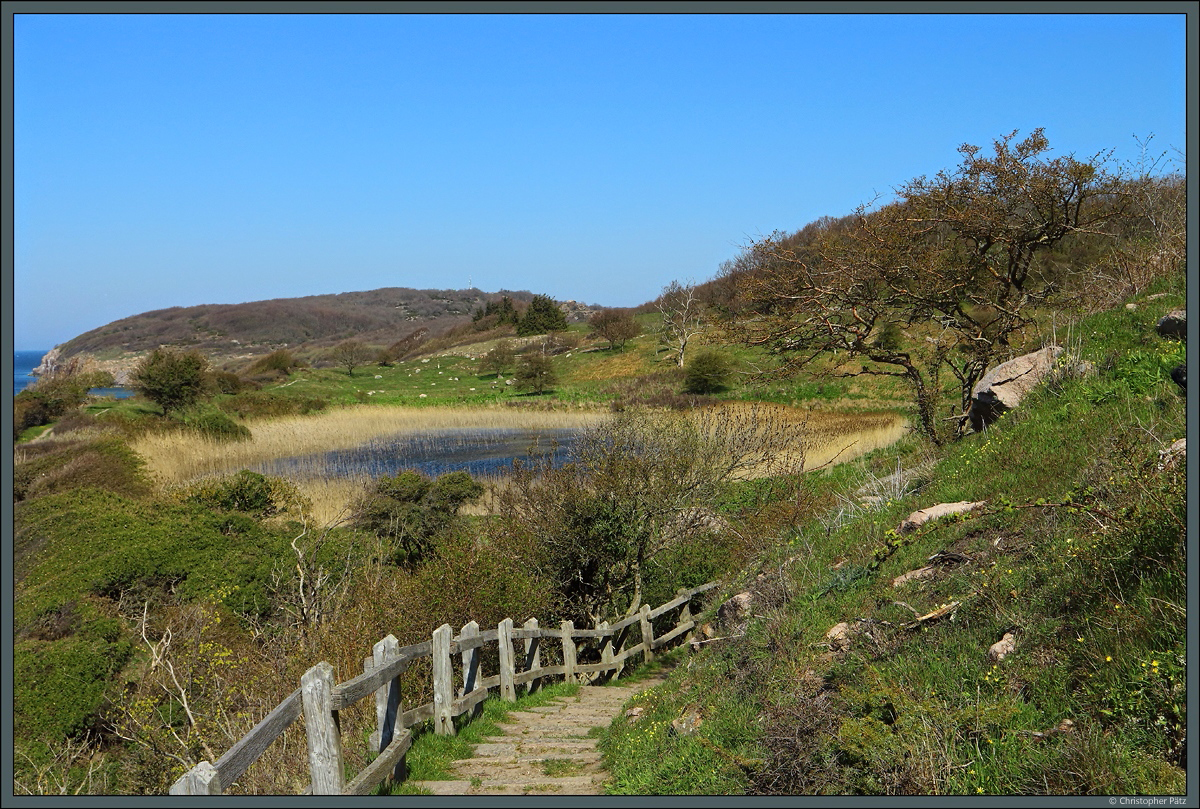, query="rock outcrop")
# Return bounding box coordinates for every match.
[1156,309,1186,338]
[969,345,1064,431]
